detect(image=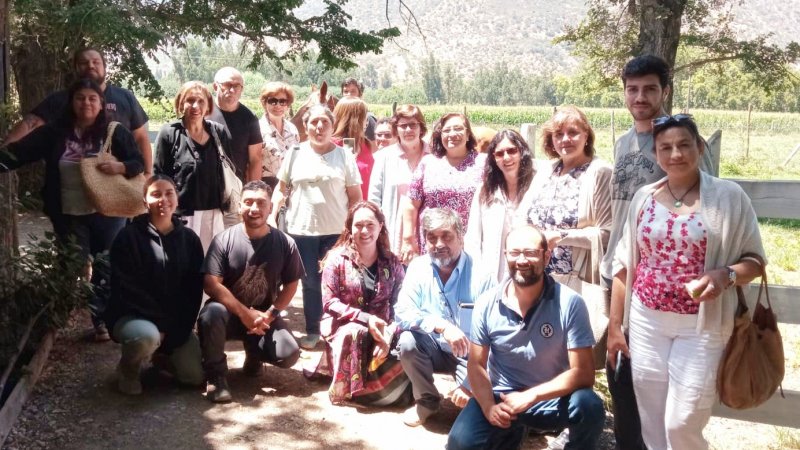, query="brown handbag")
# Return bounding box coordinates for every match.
[716,253,784,409]
[80,122,146,217]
